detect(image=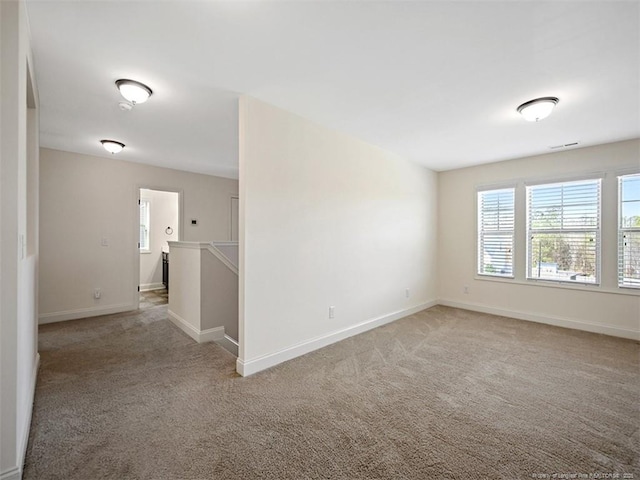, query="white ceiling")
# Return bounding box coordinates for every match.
[26,1,639,179]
